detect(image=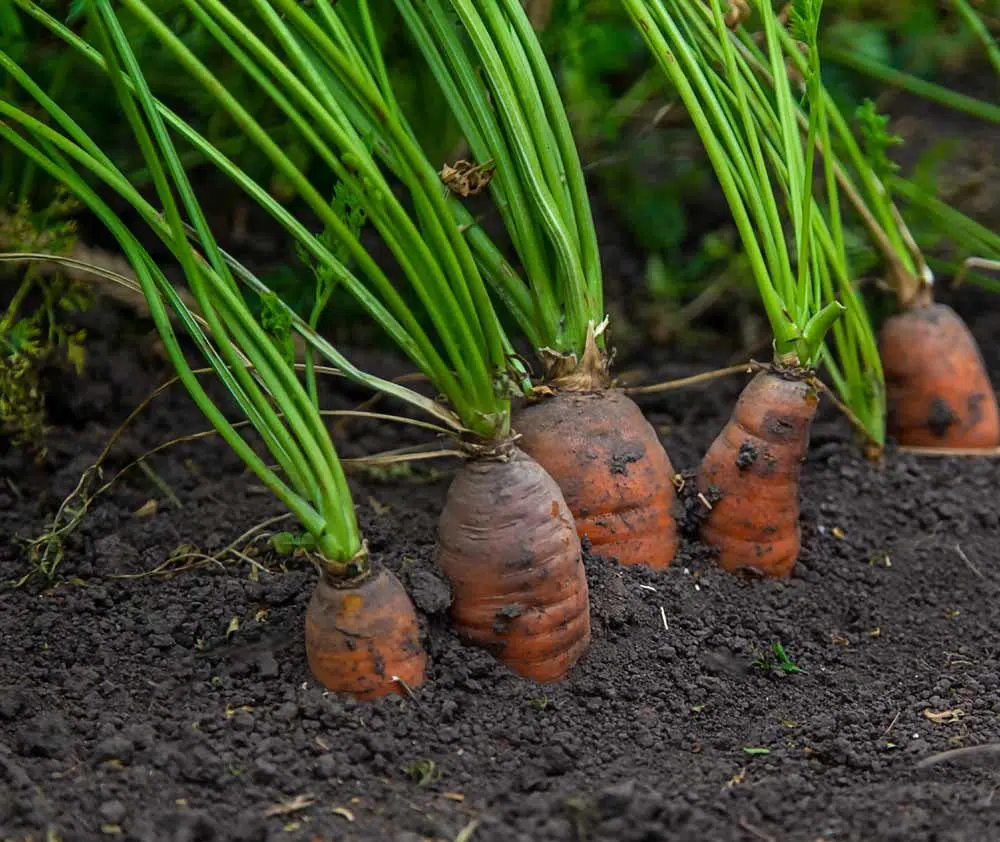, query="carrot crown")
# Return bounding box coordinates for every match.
[395,0,606,372]
[622,0,847,369]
